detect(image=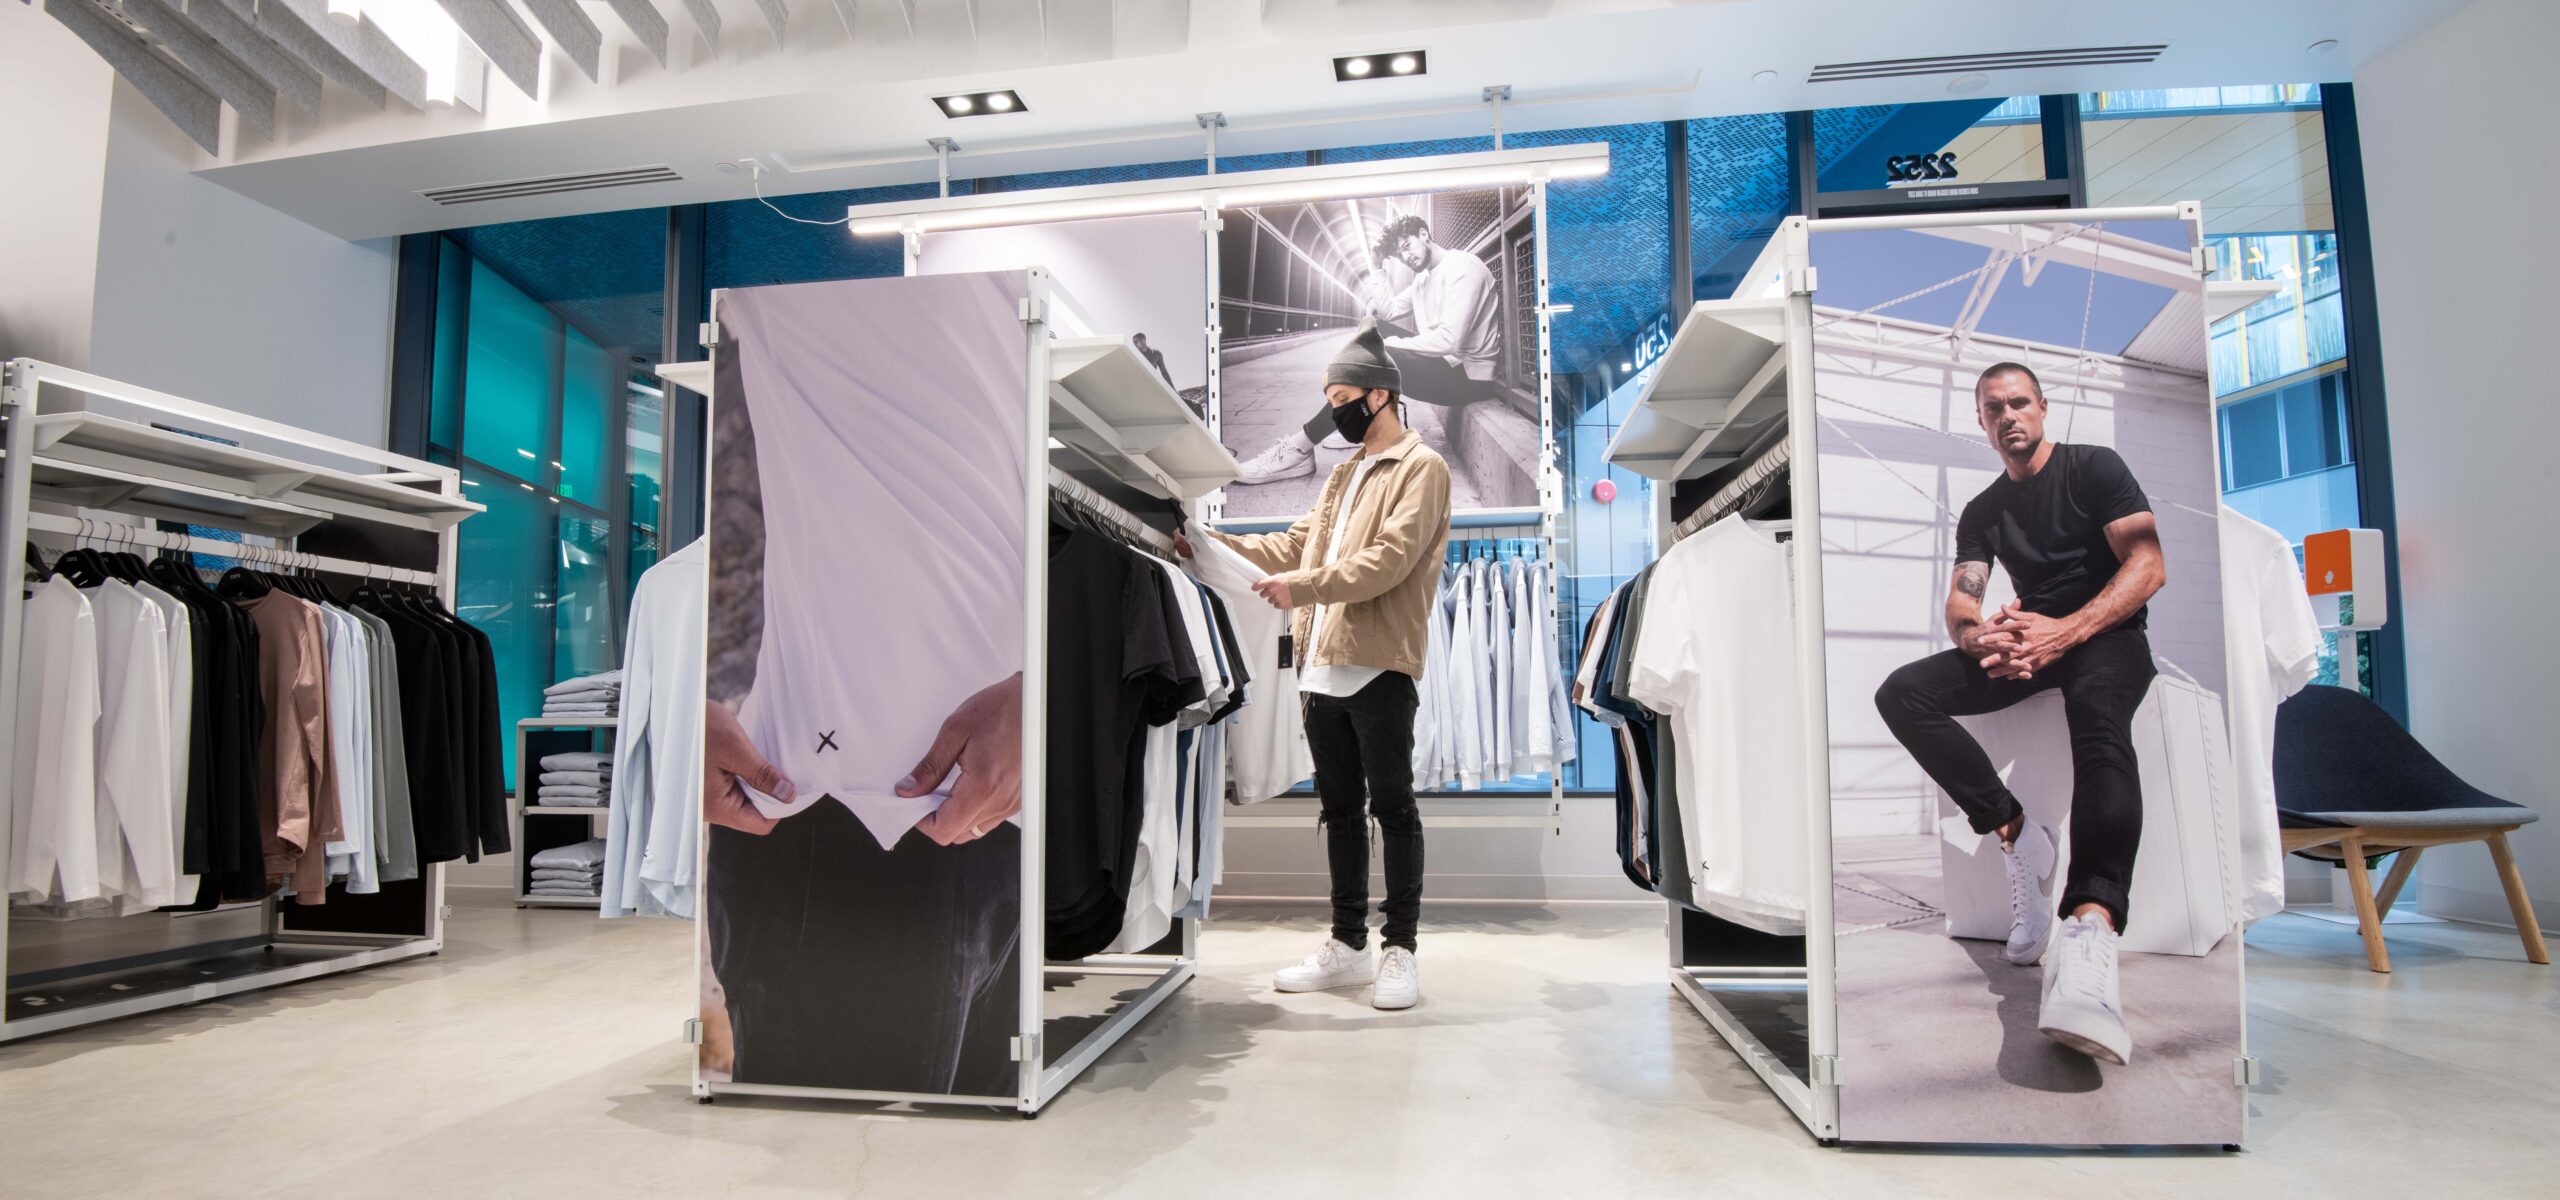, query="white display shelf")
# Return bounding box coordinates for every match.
[516,894,602,909]
[1047,336,1237,501]
[1604,297,1792,482]
[2206,279,2282,322]
[31,411,321,498]
[29,409,480,534]
[656,360,711,396]
[519,715,620,727]
[523,805,609,815]
[13,452,332,537]
[284,468,483,534]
